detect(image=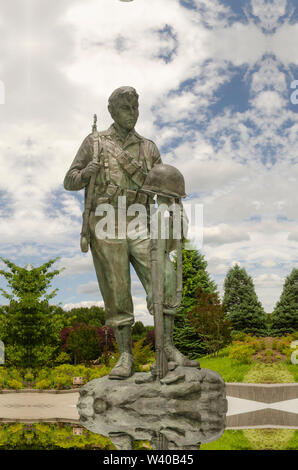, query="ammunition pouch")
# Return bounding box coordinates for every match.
[91,136,154,211]
[117,150,147,188]
[93,183,154,211]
